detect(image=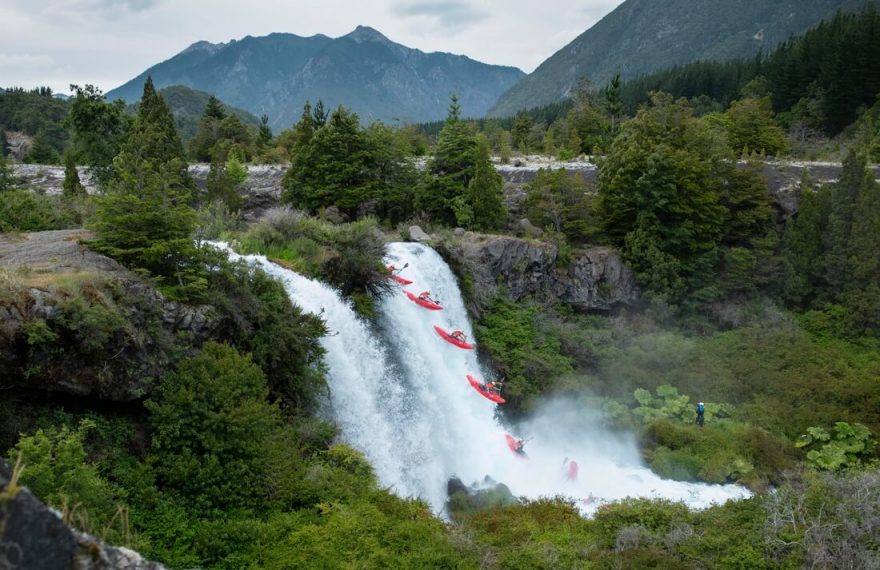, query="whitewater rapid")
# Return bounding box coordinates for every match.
[213,241,750,514]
